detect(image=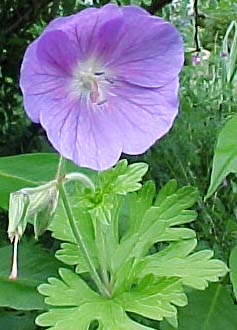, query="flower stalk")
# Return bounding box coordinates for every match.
[58,183,110,297]
[56,156,110,297]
